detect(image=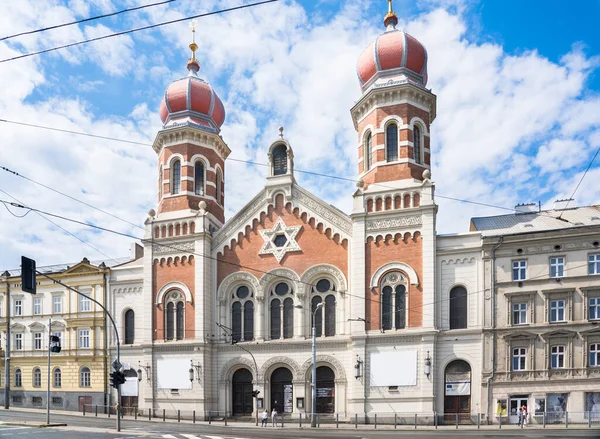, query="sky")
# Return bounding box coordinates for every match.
[0,0,599,269]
